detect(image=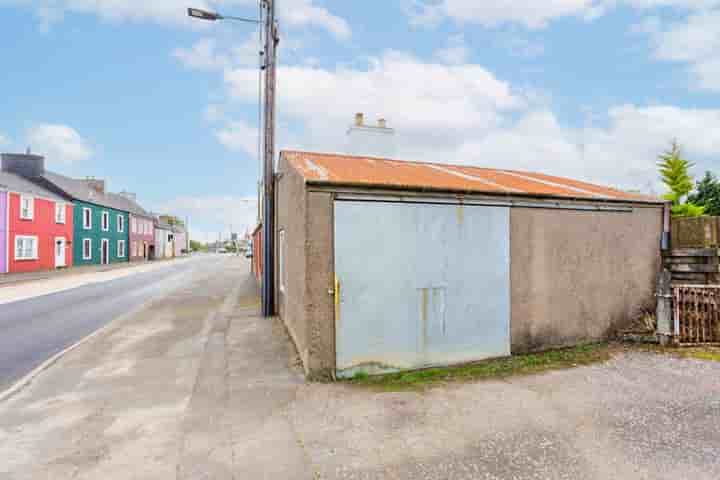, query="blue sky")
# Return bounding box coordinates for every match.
[1,1,719,241]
